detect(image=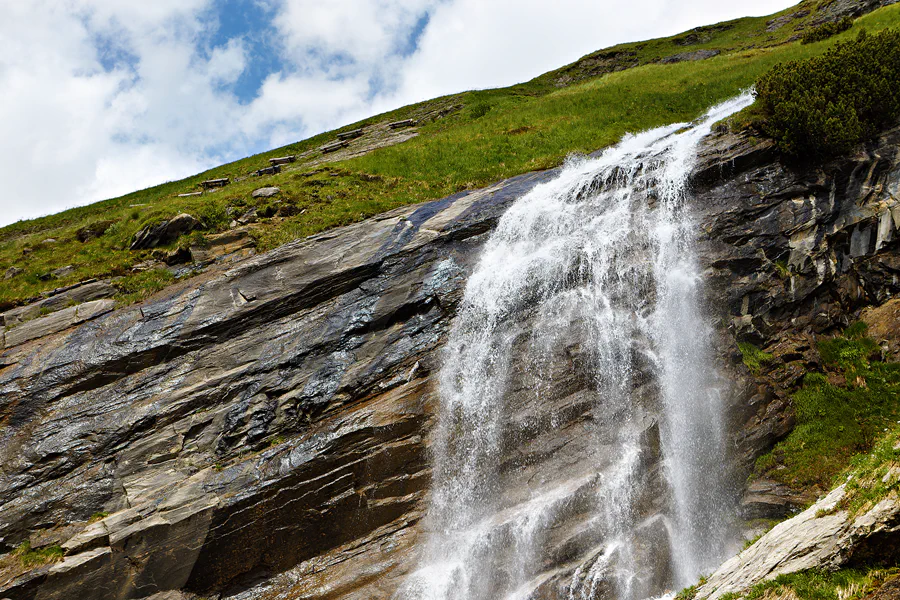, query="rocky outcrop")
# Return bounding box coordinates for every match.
[131,214,203,250]
[697,486,900,599]
[809,0,899,26]
[0,281,116,329]
[691,124,900,481]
